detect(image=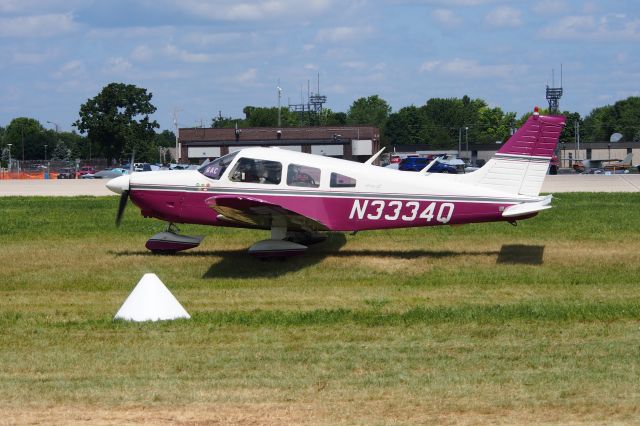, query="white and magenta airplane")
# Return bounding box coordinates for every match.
[107,109,565,257]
